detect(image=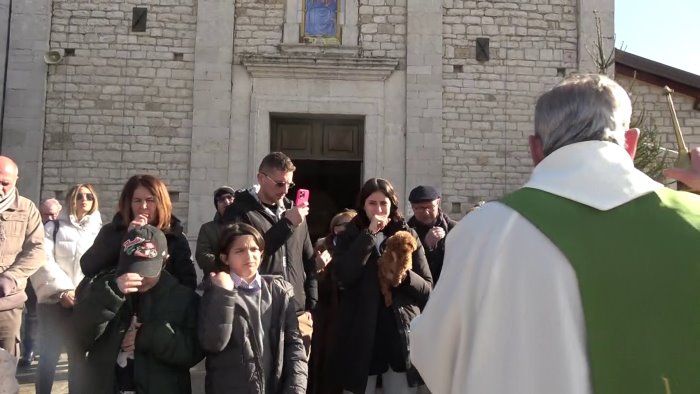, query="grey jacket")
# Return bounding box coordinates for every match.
[198,275,307,394]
